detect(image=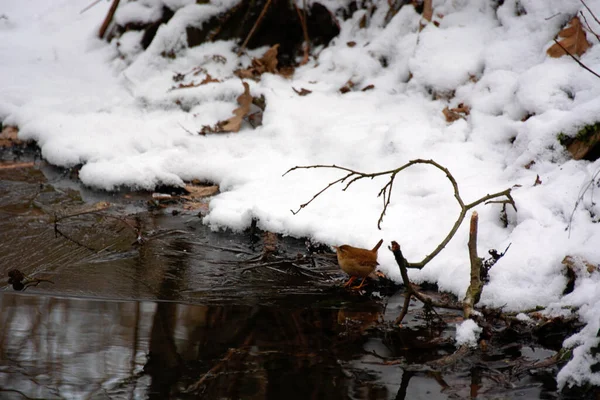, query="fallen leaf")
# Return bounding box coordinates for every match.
[339,80,355,94]
[563,255,598,274]
[547,16,590,58]
[200,74,220,85]
[182,201,210,213]
[182,184,219,199]
[361,84,375,91]
[234,44,281,80]
[443,103,470,123]
[174,81,201,90]
[218,82,252,132]
[347,41,356,47]
[534,175,542,186]
[293,87,312,96]
[278,66,295,78]
[524,160,536,169]
[257,44,279,74]
[0,126,22,148]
